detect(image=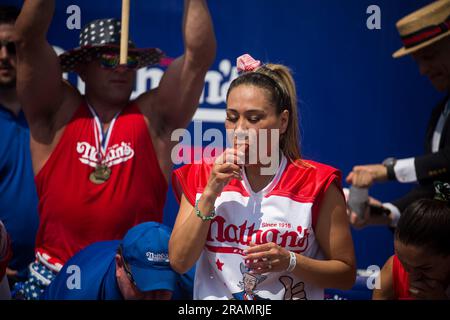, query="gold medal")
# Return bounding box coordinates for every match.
[89,164,112,184]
